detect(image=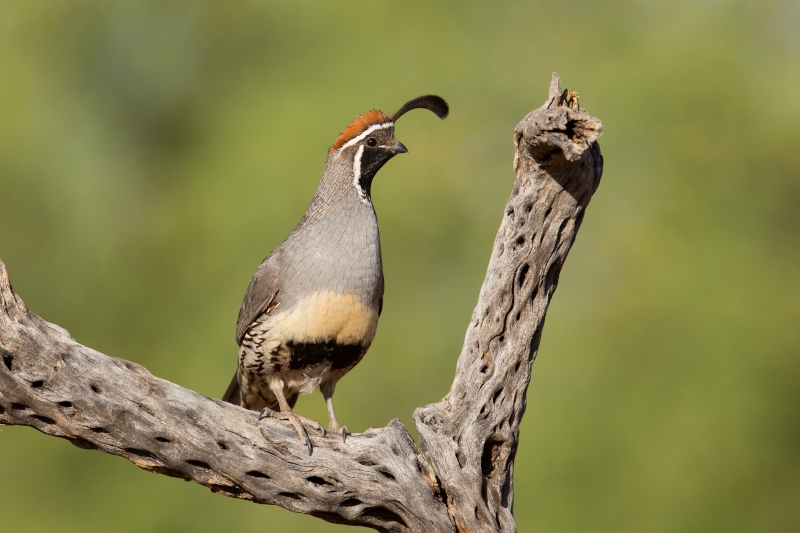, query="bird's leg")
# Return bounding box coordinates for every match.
[257,382,324,434]
[259,378,314,455]
[320,381,347,442]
